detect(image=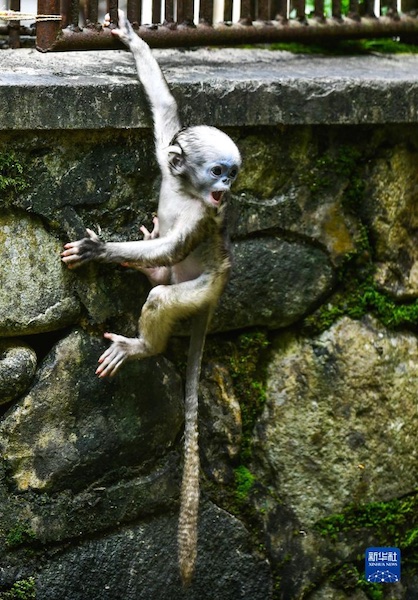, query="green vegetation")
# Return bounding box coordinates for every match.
[266,38,418,55]
[301,142,418,334]
[302,145,364,201]
[315,493,418,562]
[234,465,256,504]
[0,152,29,196]
[330,564,384,600]
[316,495,418,597]
[305,274,418,333]
[6,523,36,549]
[358,581,384,600]
[204,331,270,533]
[226,331,270,461]
[0,578,36,600]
